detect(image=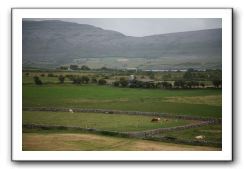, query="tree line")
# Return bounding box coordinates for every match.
[33,75,221,89]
